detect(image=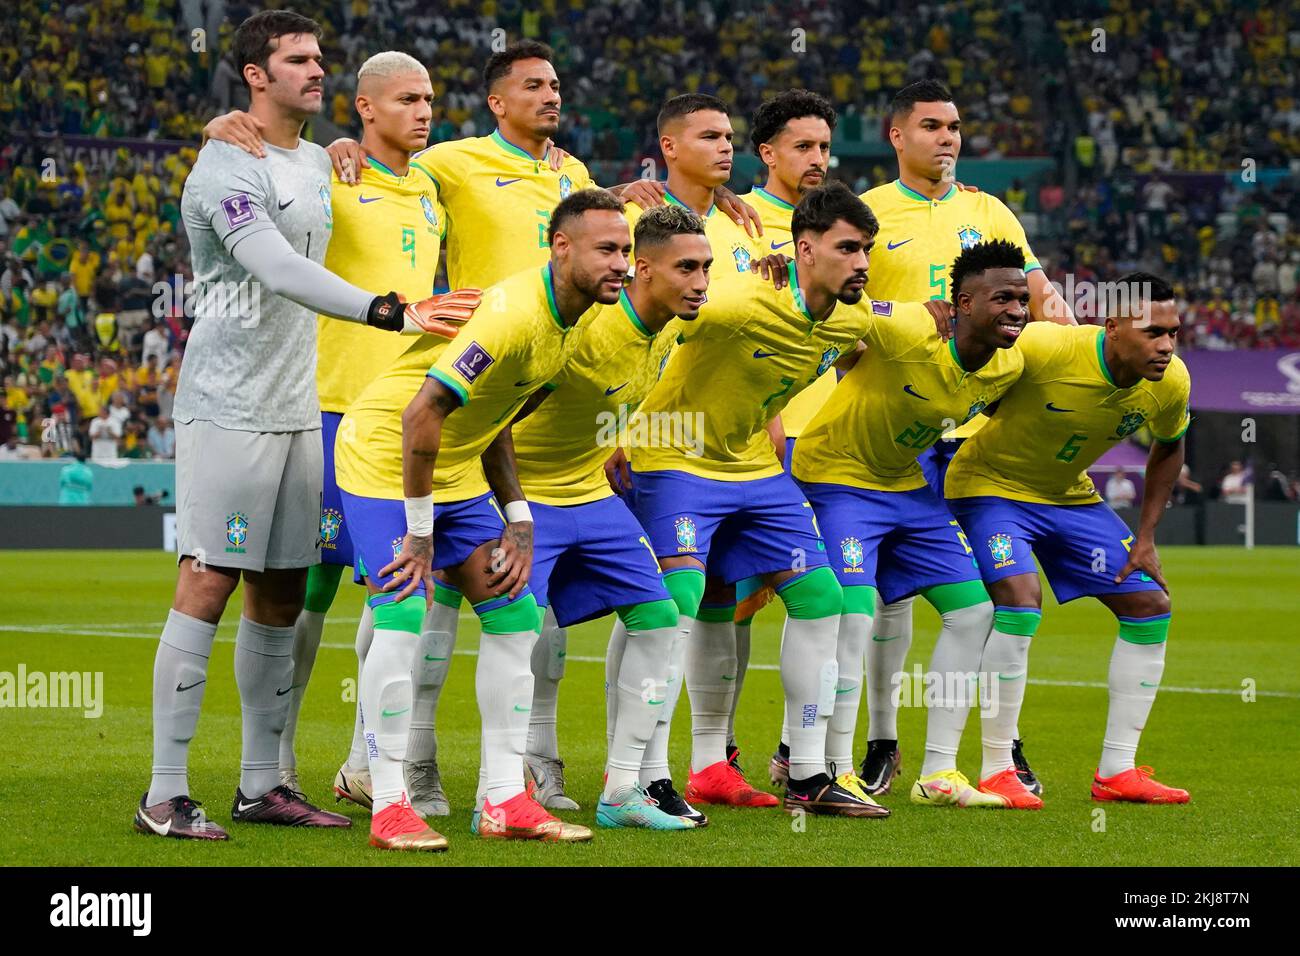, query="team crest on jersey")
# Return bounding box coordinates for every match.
[987,533,1014,568]
[1115,411,1146,438]
[732,244,753,272]
[963,400,987,423]
[320,508,343,548]
[420,194,439,228]
[558,173,573,199]
[319,185,333,227]
[816,346,841,377]
[225,512,249,552]
[840,536,864,572]
[871,300,893,316]
[957,225,982,250]
[674,516,698,552]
